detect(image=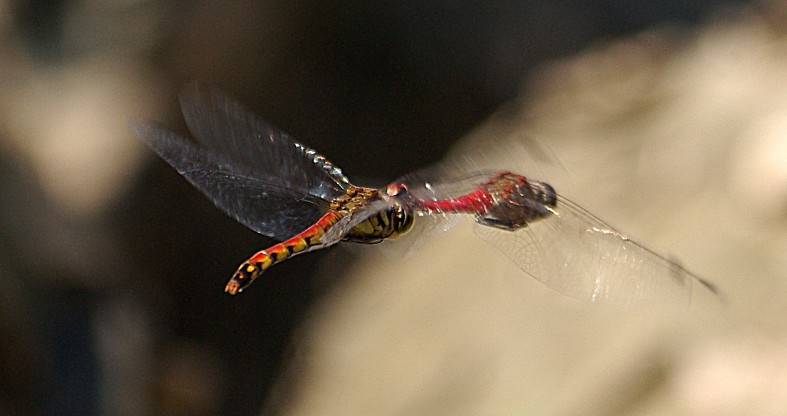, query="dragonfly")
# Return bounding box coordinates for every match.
[129,83,719,306]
